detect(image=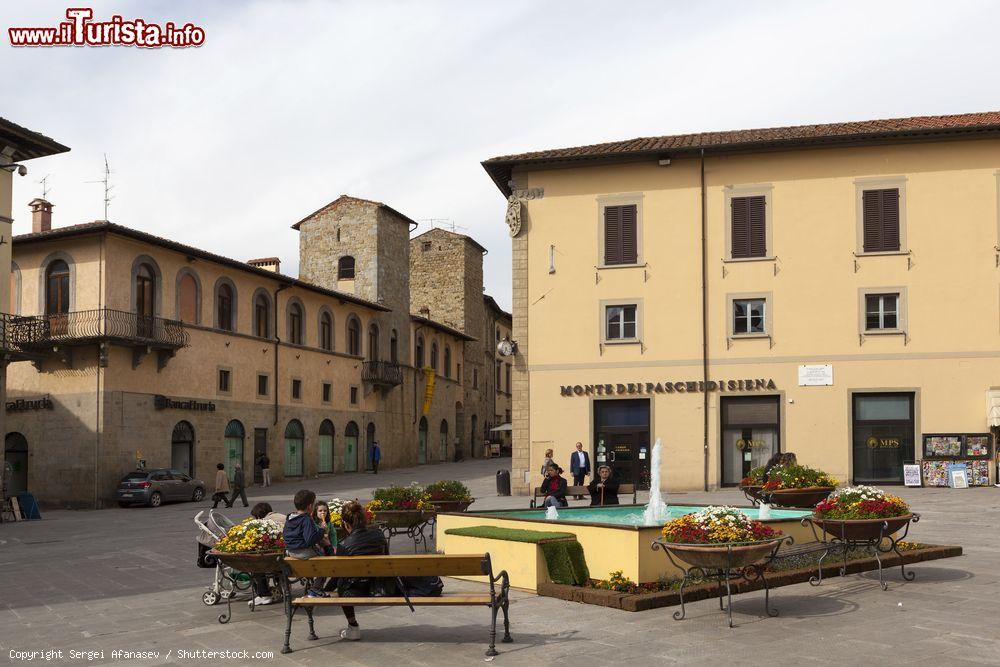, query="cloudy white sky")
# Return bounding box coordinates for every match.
[4,0,1000,310]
